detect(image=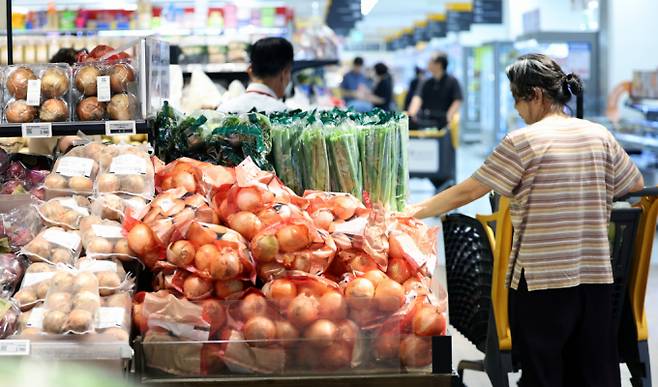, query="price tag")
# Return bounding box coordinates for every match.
[21,123,52,138]
[56,157,95,177]
[91,224,124,239]
[0,340,30,356]
[97,76,111,102]
[26,79,41,106]
[59,198,90,216]
[42,229,81,251]
[96,307,126,329]
[109,154,147,175]
[105,120,136,136]
[78,258,118,273]
[26,307,45,329]
[21,271,55,288]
